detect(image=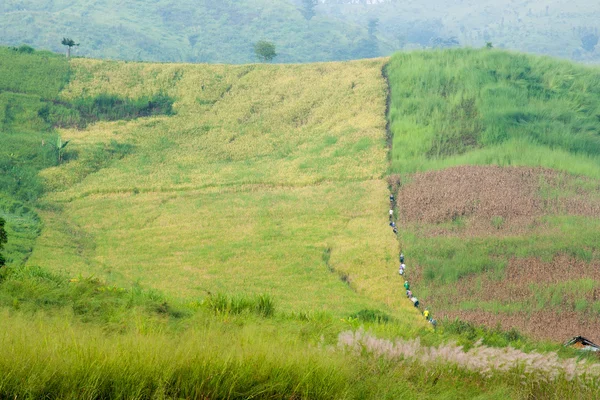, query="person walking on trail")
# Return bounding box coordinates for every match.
[399,264,405,275]
[423,309,430,320]
[400,253,404,263]
[403,281,410,290]
[406,289,412,298]
[411,296,419,308]
[393,226,398,234]
[389,209,394,219]
[390,194,394,203]
[389,221,396,228]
